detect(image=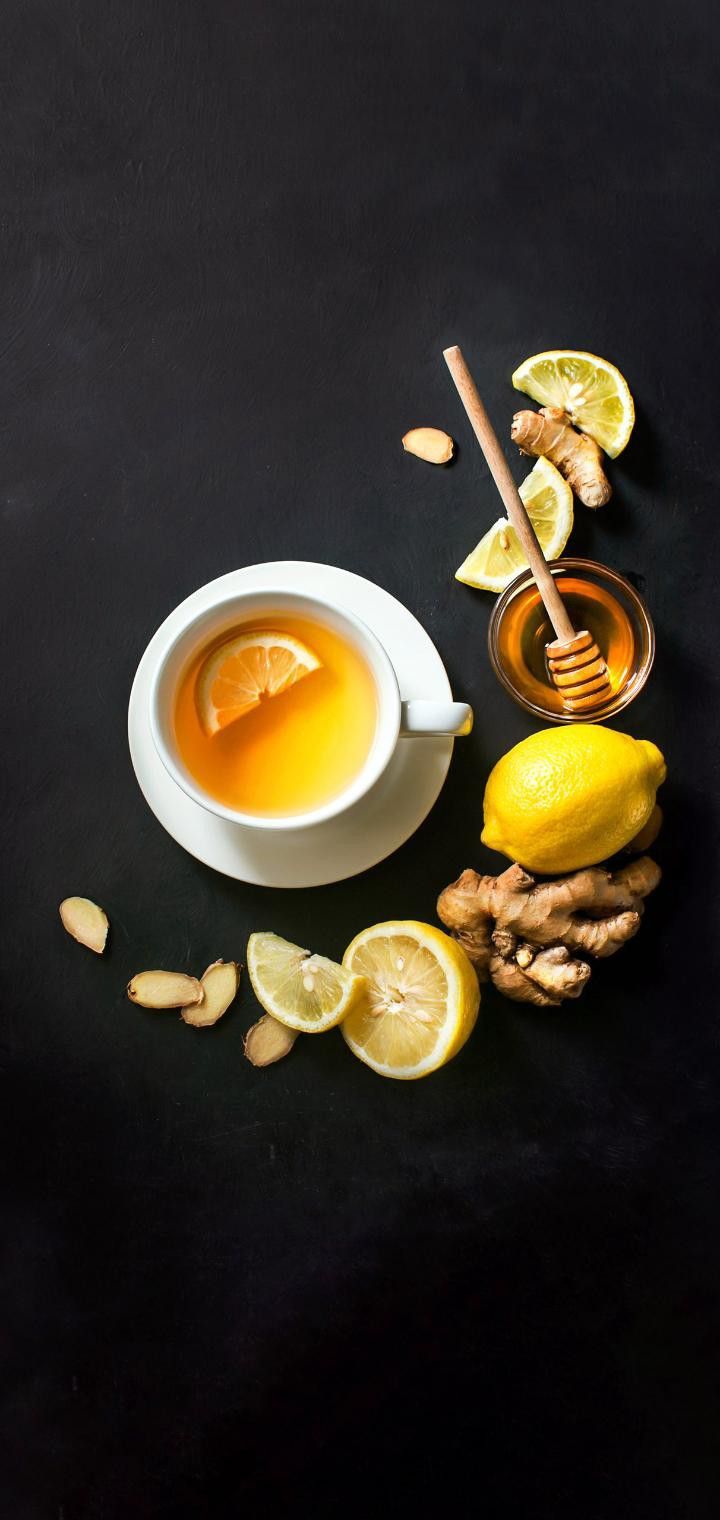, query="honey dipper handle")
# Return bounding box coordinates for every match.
[443,344,576,645]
